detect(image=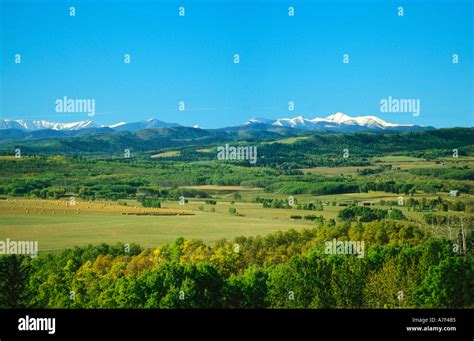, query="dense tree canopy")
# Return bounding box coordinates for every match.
[1,220,471,309]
